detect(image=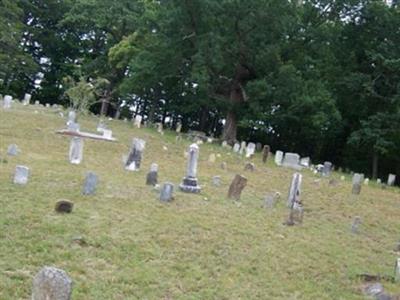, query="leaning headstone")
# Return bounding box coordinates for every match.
[351,216,361,234]
[69,137,83,165]
[32,266,72,300]
[263,192,281,209]
[395,258,400,282]
[282,153,301,170]
[352,173,364,195]
[239,141,246,155]
[274,151,284,166]
[256,143,262,152]
[212,176,221,187]
[133,115,142,128]
[14,165,30,185]
[7,144,20,156]
[23,93,31,105]
[160,182,174,202]
[322,161,332,177]
[262,145,270,163]
[227,174,247,200]
[208,153,216,163]
[233,143,240,153]
[125,138,146,171]
[388,174,396,186]
[245,143,256,158]
[285,173,303,225]
[82,172,98,195]
[179,143,201,193]
[244,162,255,172]
[146,163,158,186]
[55,200,74,213]
[300,157,310,167]
[3,95,12,109]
